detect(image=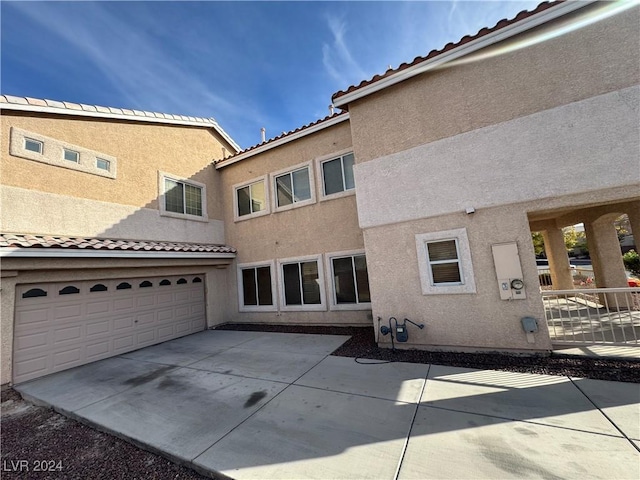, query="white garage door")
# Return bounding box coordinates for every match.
[13,274,206,383]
